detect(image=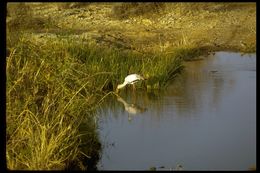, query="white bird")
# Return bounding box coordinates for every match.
[116,74,145,93]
